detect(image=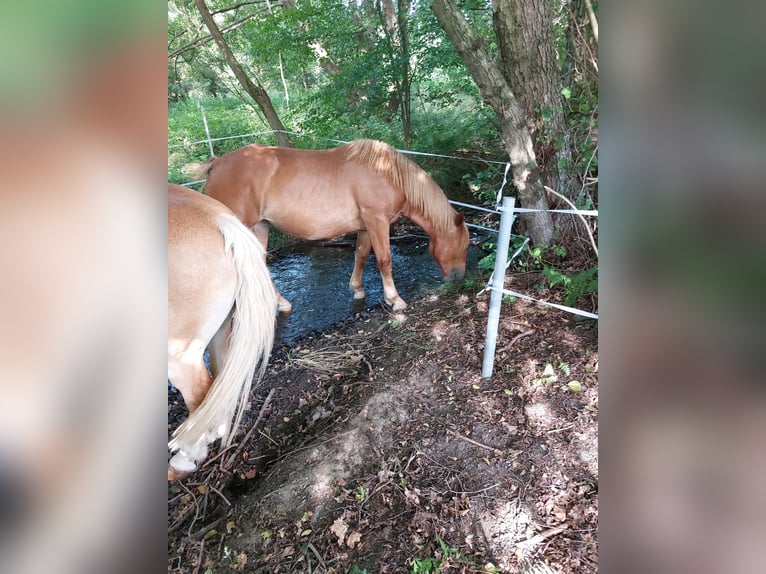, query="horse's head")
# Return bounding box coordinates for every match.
[429,211,470,281]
